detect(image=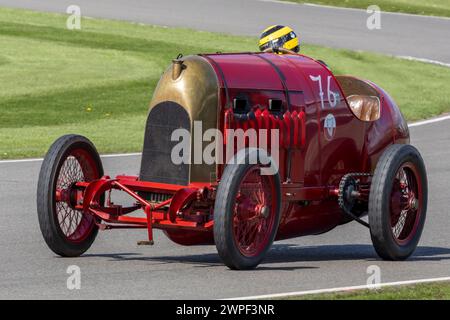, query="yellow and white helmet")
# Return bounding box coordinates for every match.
[258,25,300,53]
